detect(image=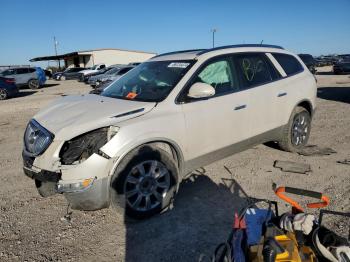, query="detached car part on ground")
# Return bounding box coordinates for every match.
[0,76,18,100]
[0,67,46,89]
[22,44,317,218]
